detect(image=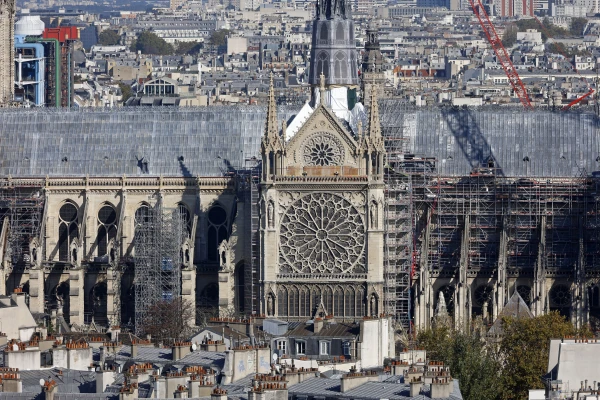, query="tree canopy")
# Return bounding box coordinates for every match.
[502,18,572,47]
[175,41,203,55]
[138,297,195,345]
[417,324,502,400]
[569,17,588,36]
[417,312,592,400]
[498,312,575,399]
[209,29,231,47]
[130,31,174,55]
[98,29,121,46]
[118,83,134,104]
